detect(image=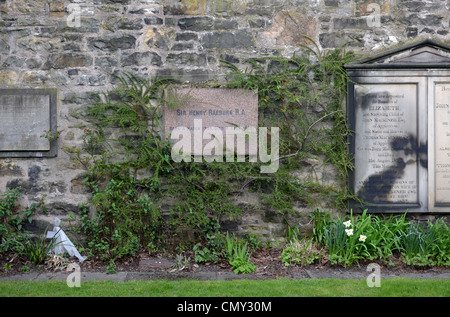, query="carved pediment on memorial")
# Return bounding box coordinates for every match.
[345,39,450,68]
